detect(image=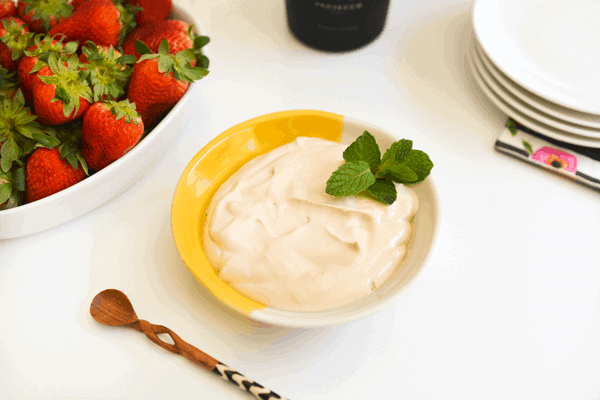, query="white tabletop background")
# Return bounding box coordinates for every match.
[1,0,599,399]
